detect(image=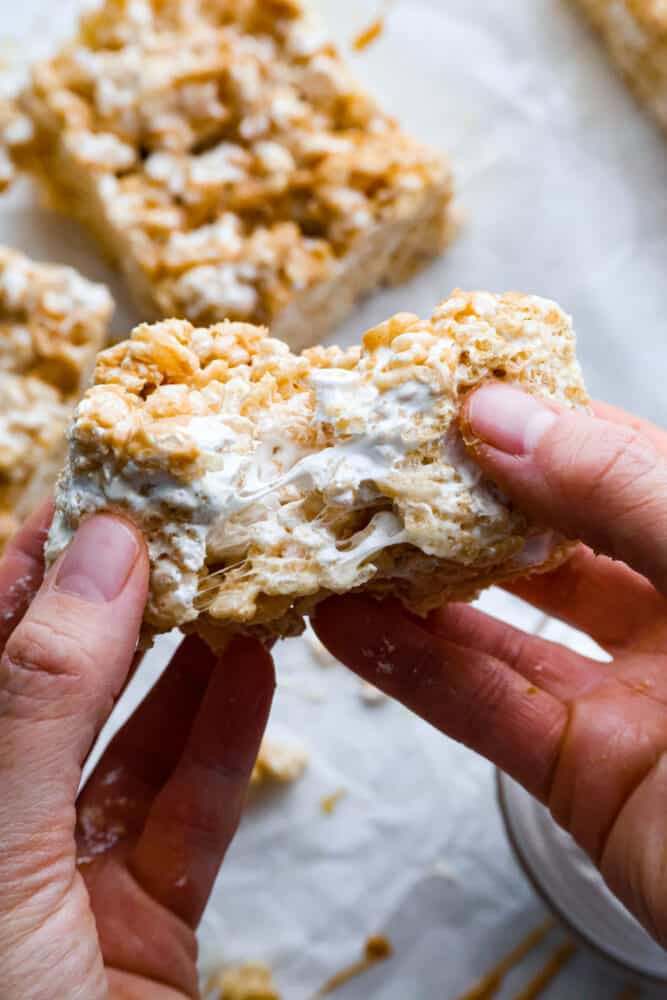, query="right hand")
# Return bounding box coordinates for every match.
[313,385,667,947]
